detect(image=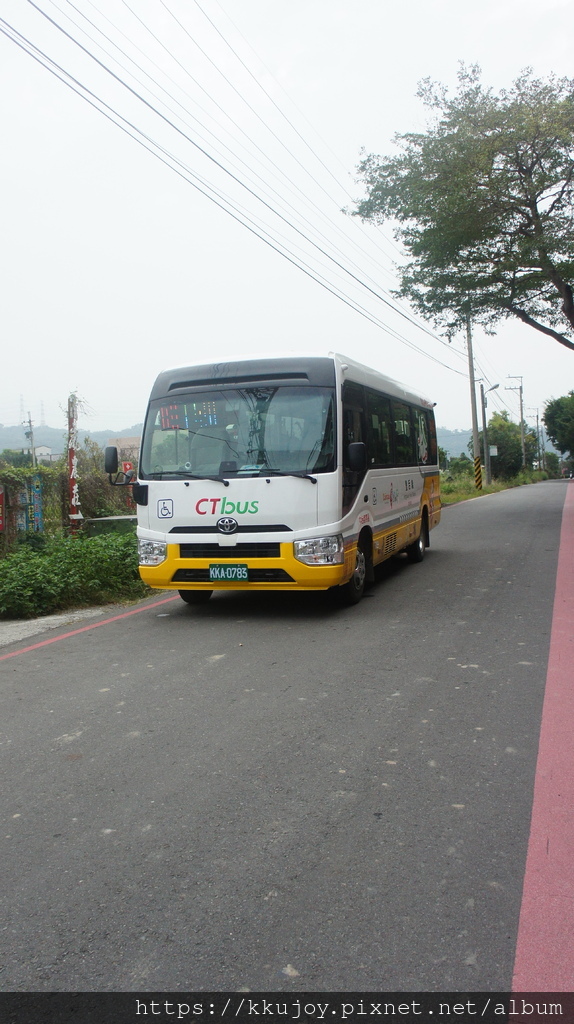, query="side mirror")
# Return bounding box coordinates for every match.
[346,441,367,473]
[104,446,119,475]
